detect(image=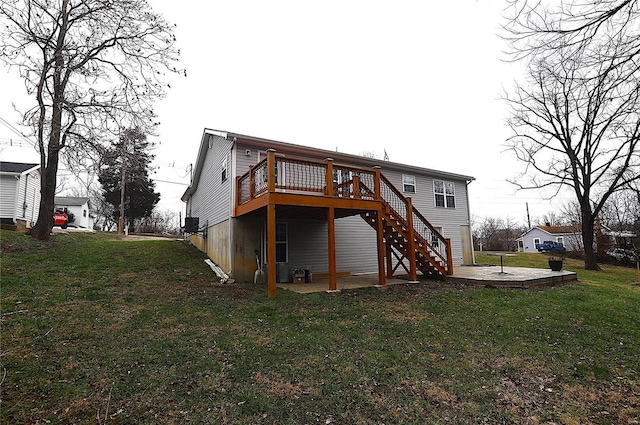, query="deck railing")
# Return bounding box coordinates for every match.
[236,150,451,272]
